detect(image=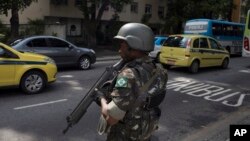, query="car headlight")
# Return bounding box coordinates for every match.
[90,49,95,54]
[44,57,56,65]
